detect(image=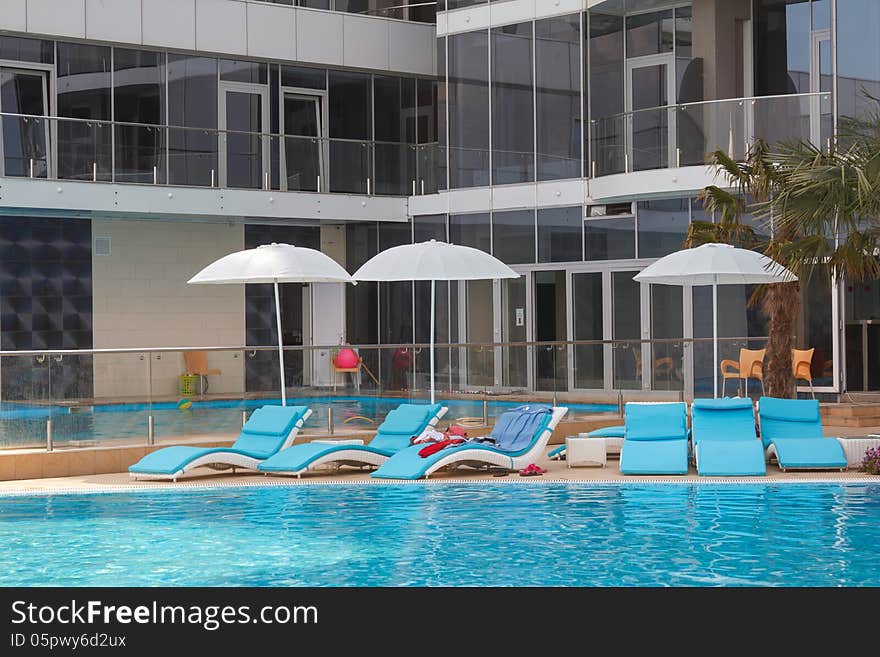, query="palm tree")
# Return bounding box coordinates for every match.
[687,108,880,397]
